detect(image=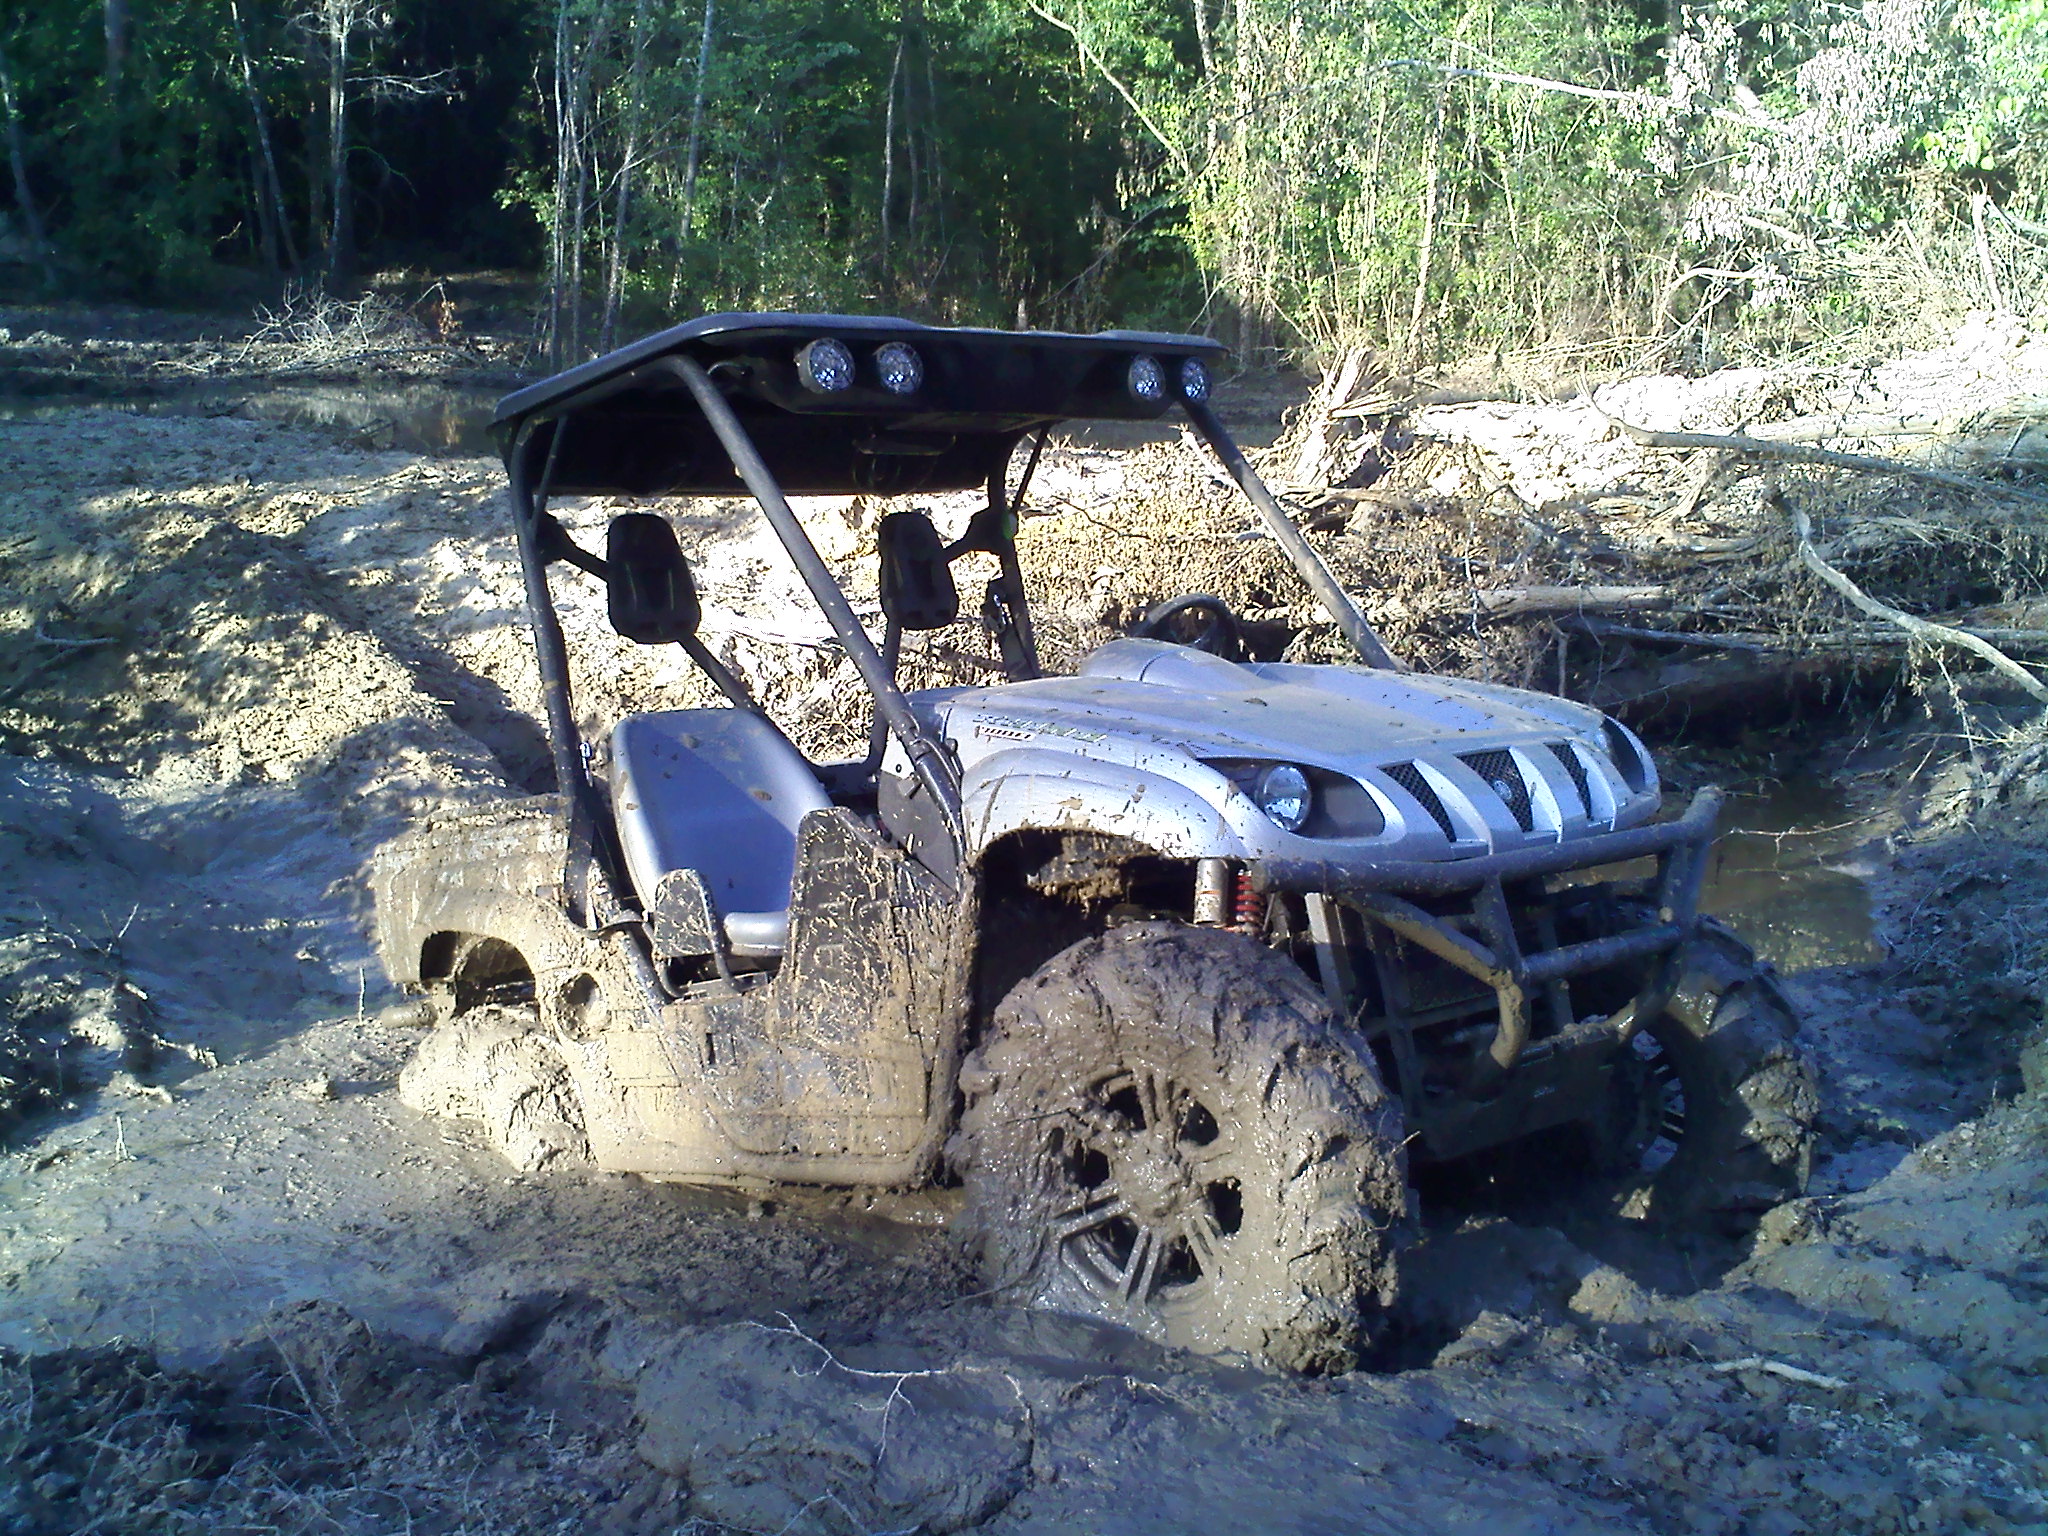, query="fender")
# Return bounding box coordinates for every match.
[368,796,586,984]
[960,747,1259,861]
